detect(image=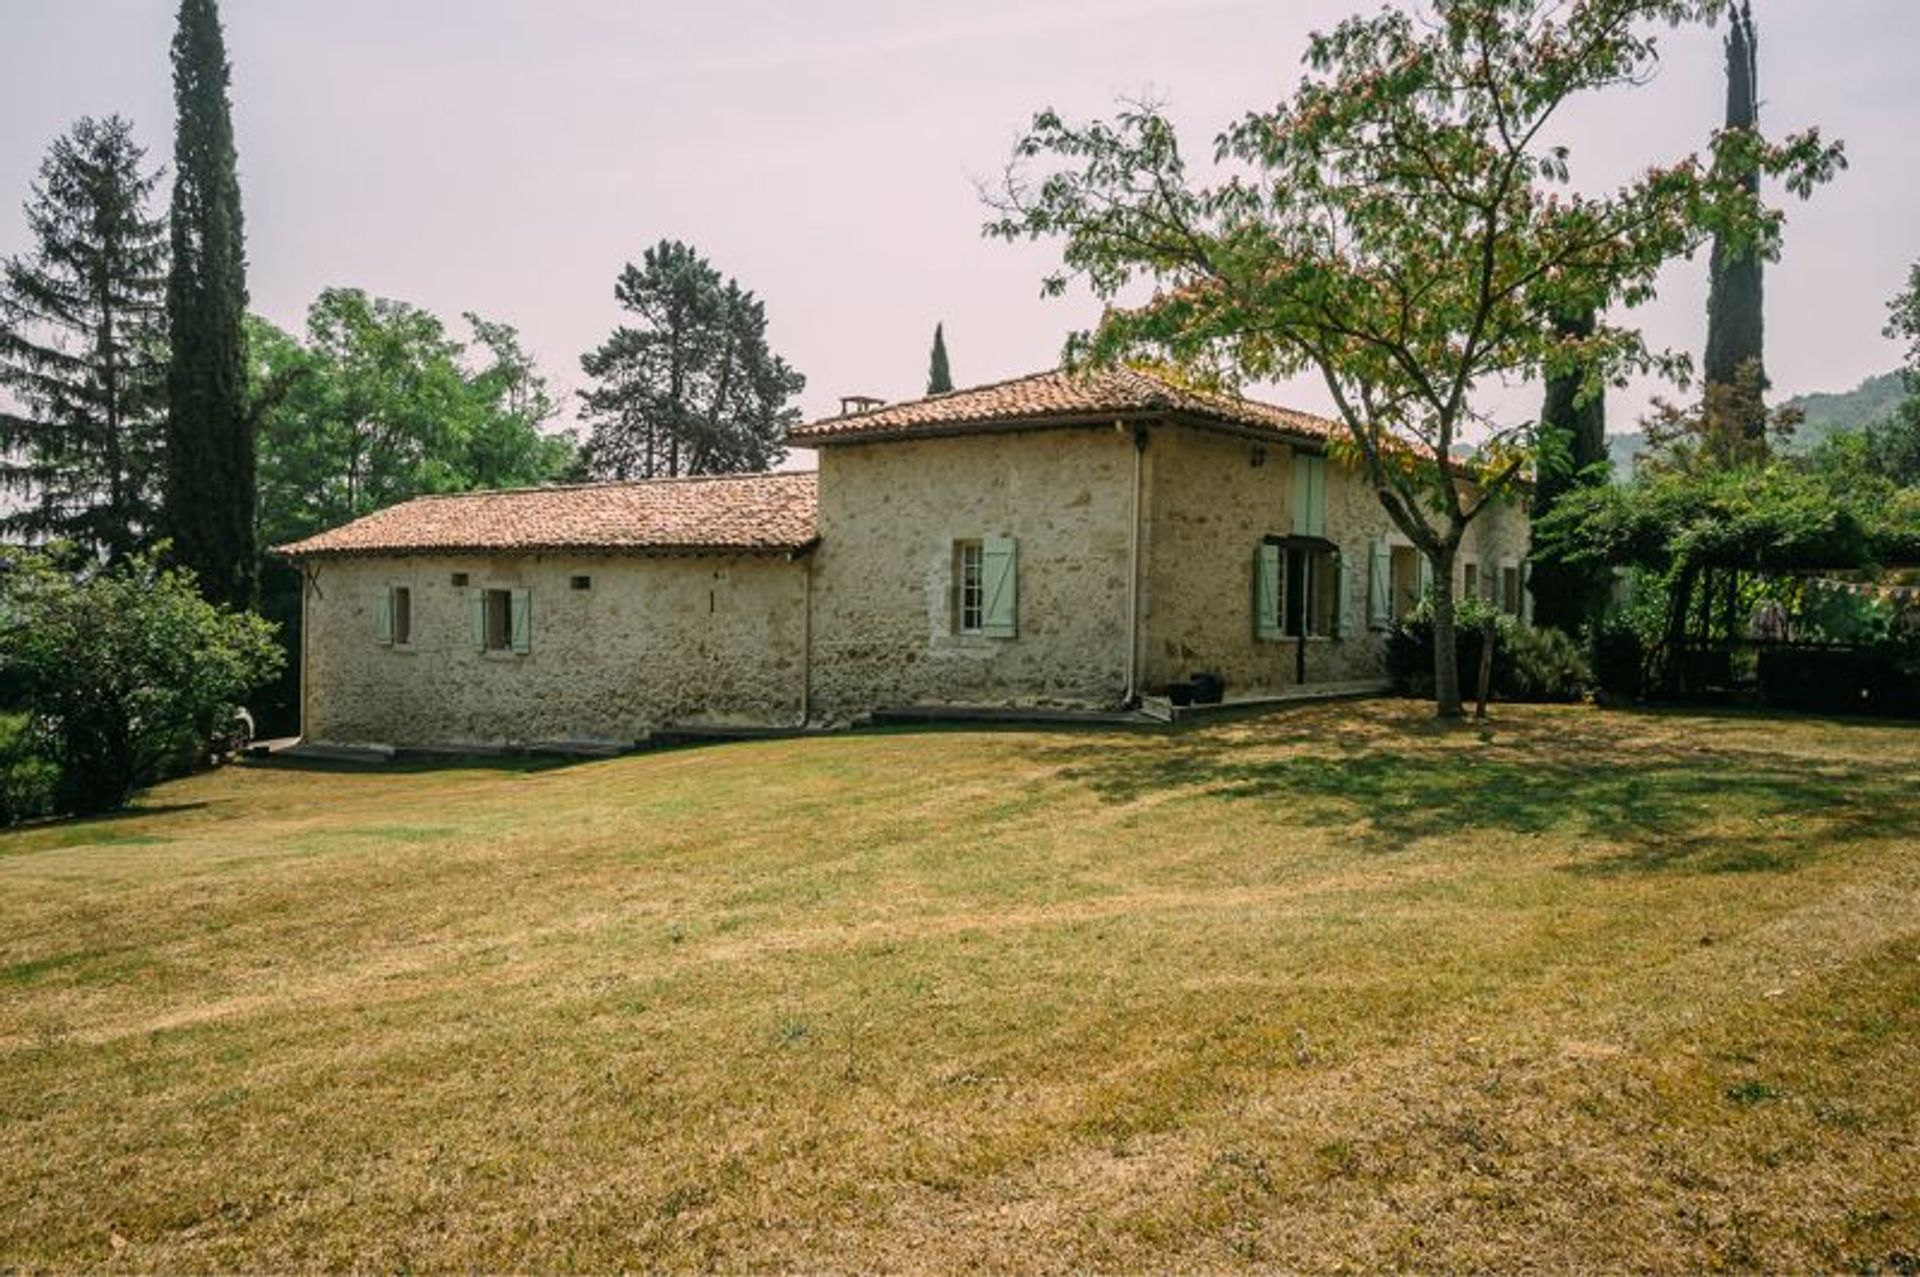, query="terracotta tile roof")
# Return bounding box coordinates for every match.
[789,366,1342,447]
[277,471,818,559]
